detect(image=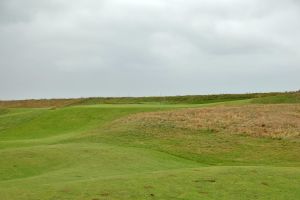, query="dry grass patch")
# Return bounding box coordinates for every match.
[0,99,83,108]
[118,104,300,139]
